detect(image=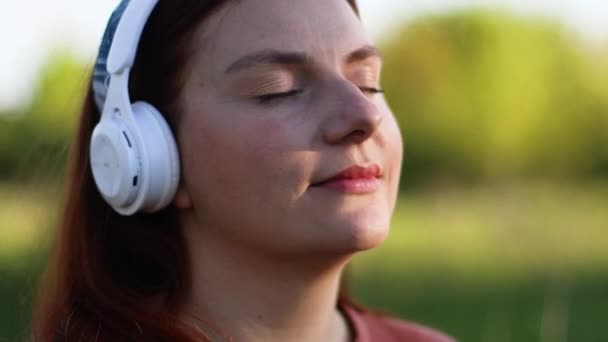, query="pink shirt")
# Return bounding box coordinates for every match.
[341,304,456,342]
